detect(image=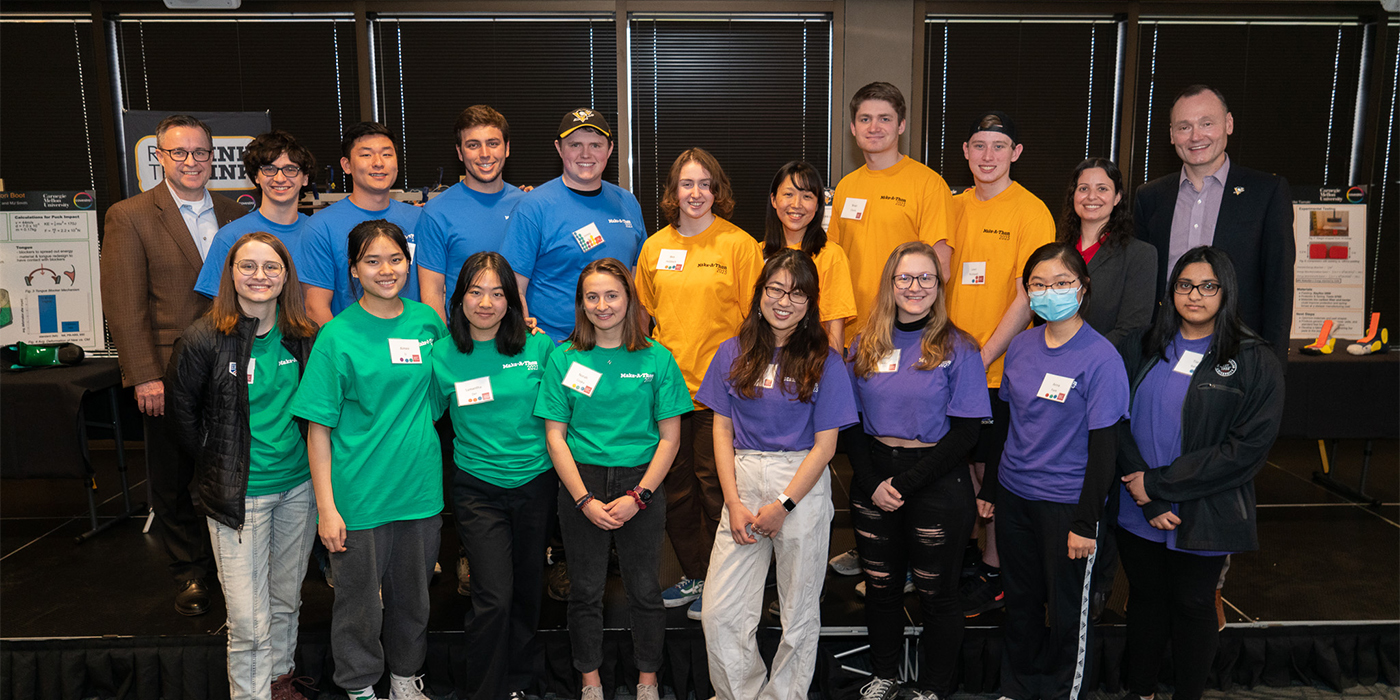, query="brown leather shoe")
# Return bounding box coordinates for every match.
[1215,589,1226,631]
